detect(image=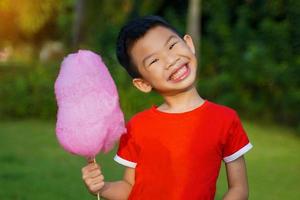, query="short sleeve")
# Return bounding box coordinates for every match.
[114,122,138,168]
[222,112,253,163]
